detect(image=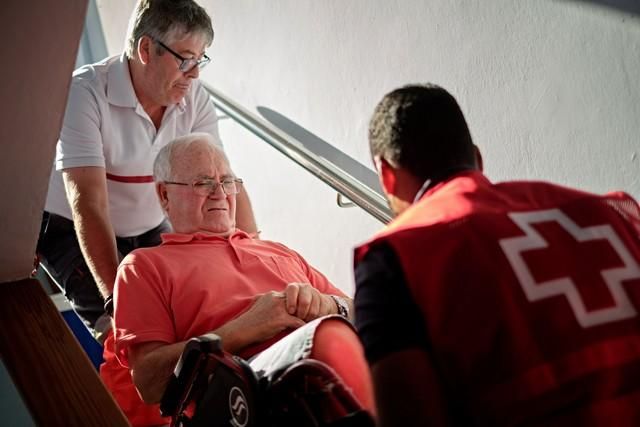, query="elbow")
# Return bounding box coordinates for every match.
[131,370,163,404]
[138,389,160,405]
